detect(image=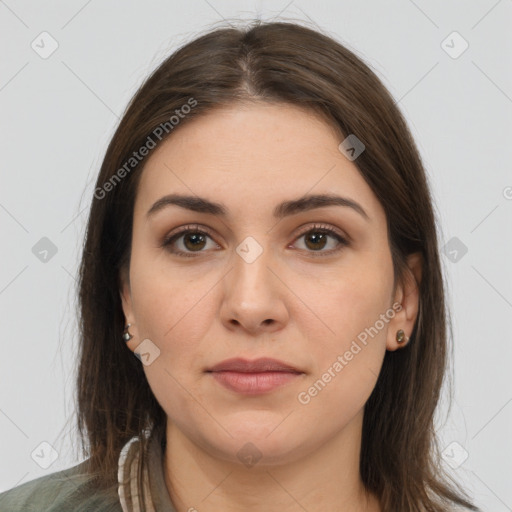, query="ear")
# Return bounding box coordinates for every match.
[386,252,422,351]
[119,265,137,345]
